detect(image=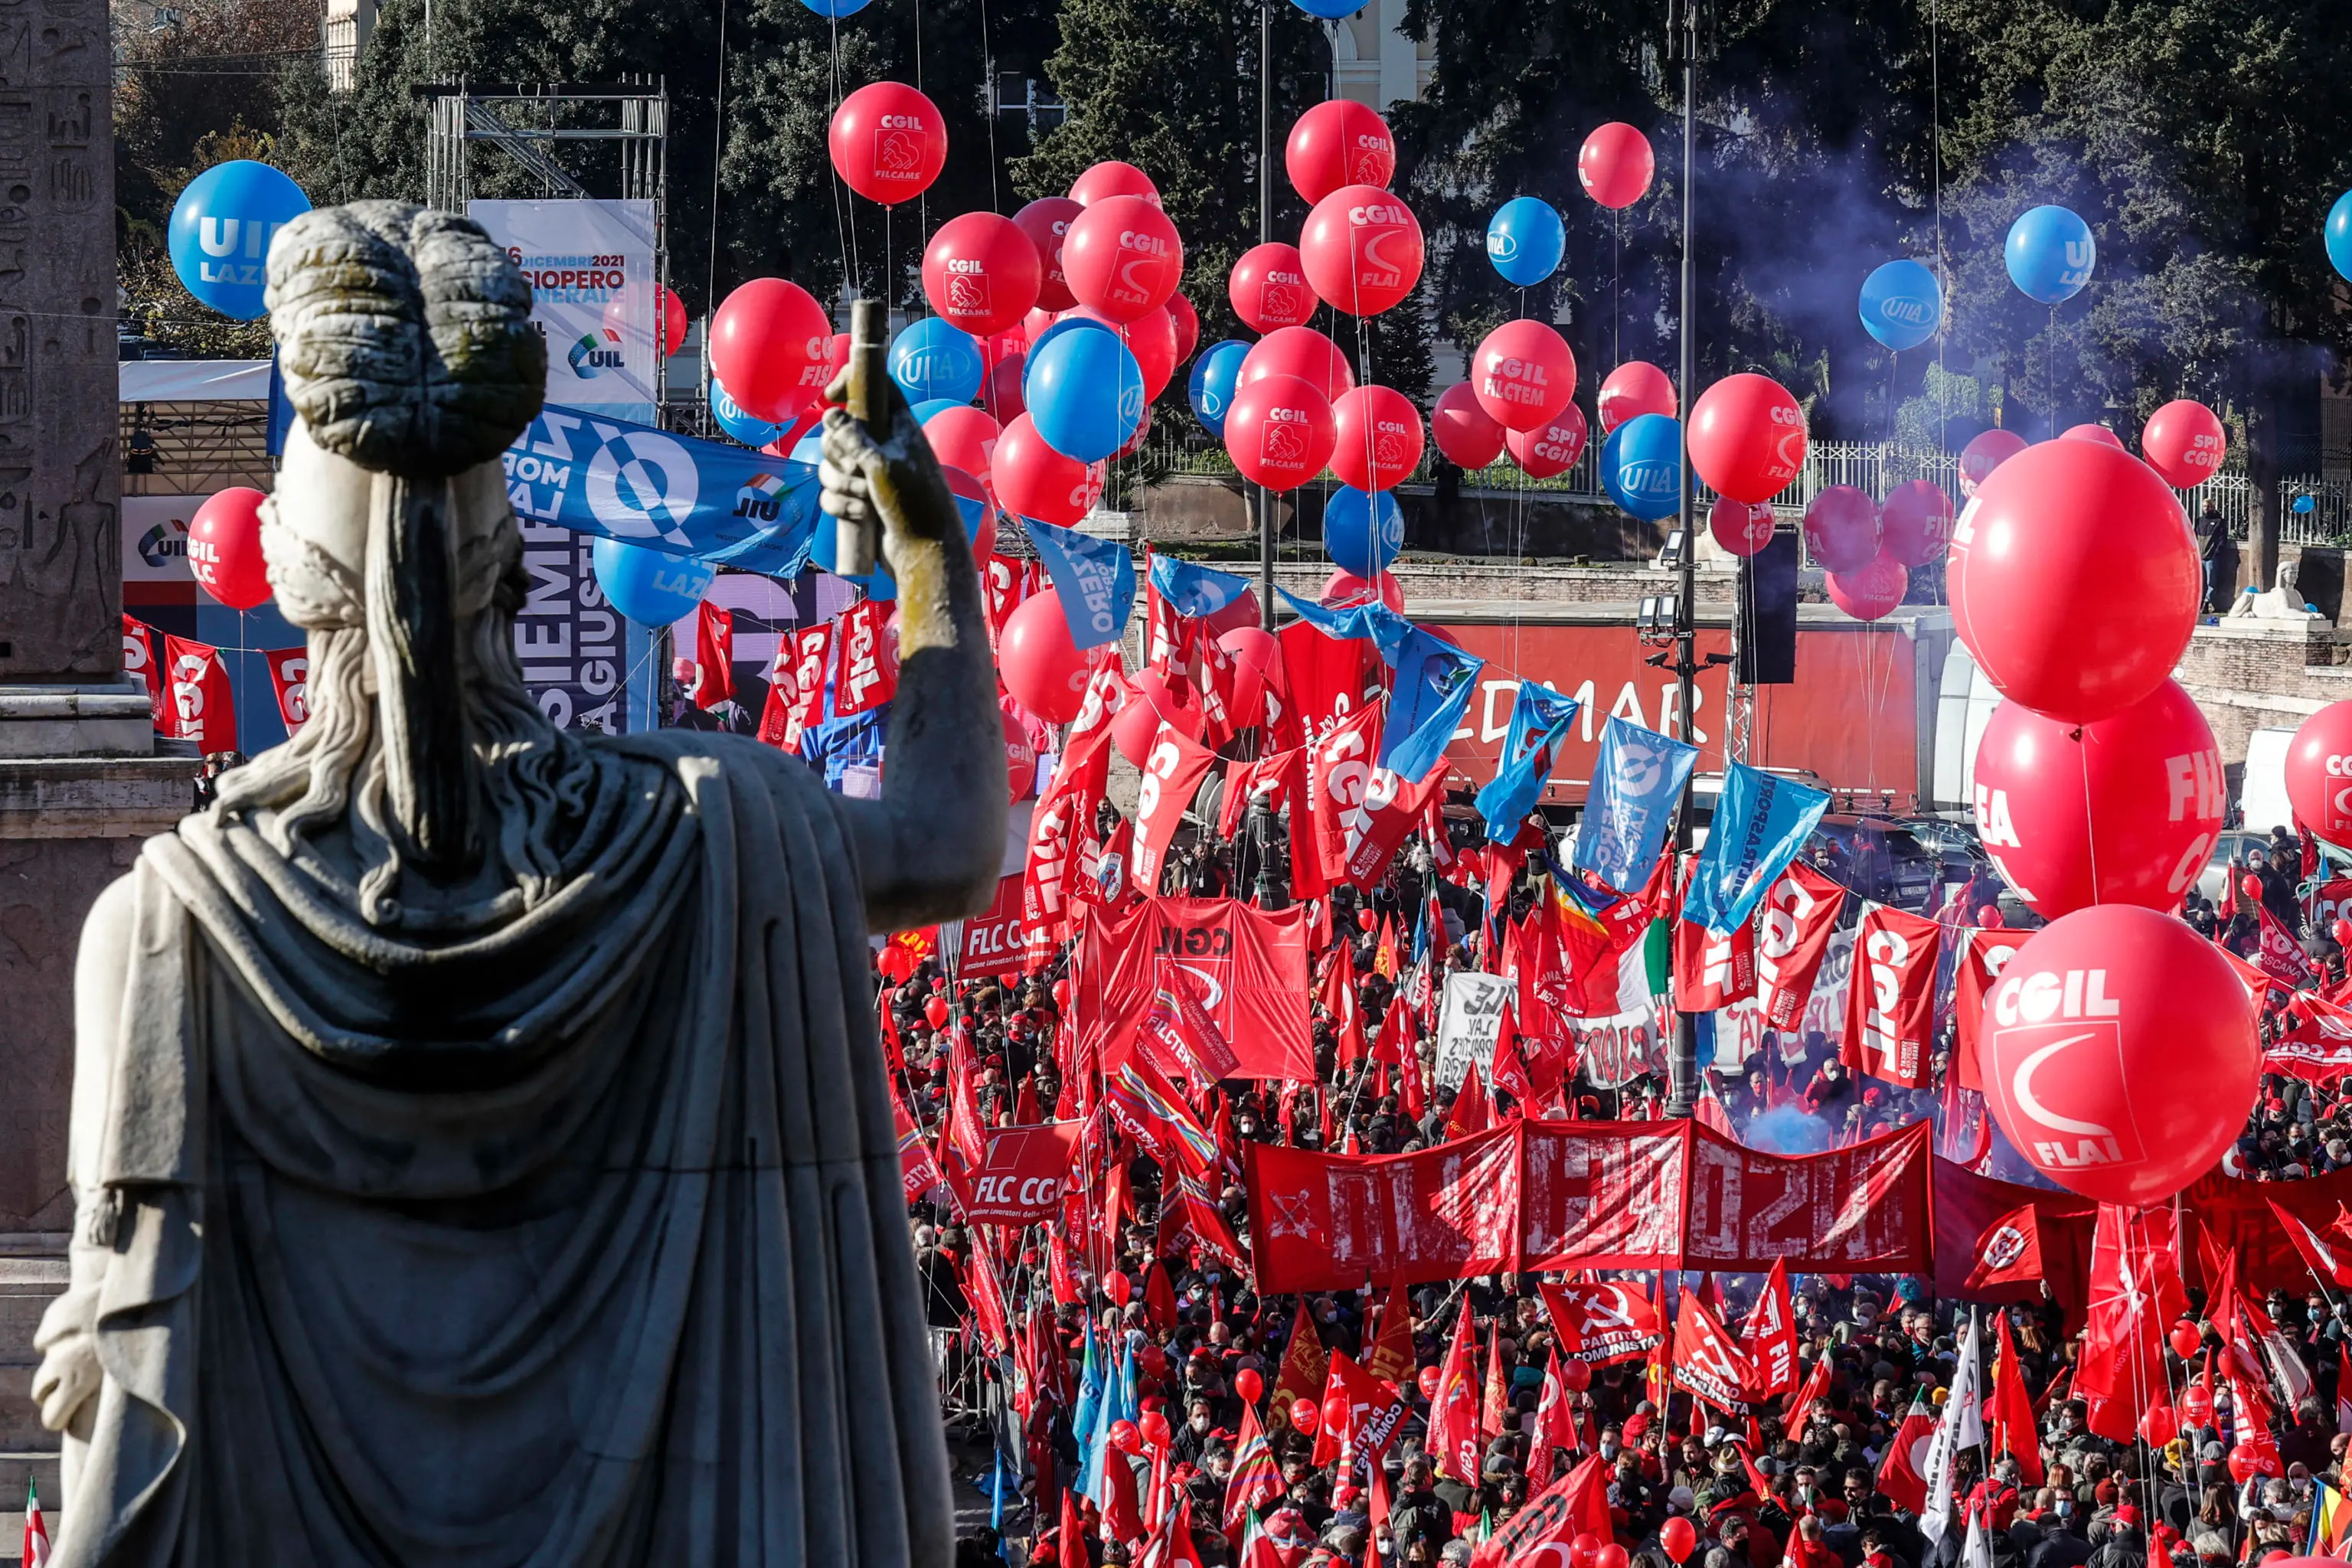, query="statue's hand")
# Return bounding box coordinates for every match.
[818,372,962,559]
[31,1289,100,1435]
